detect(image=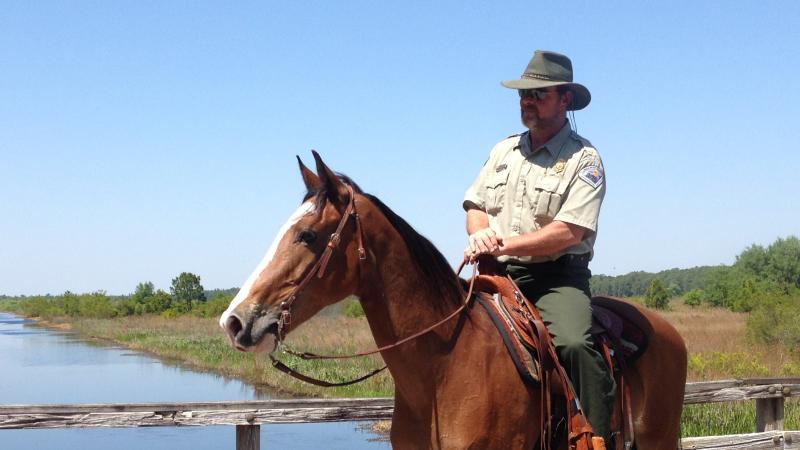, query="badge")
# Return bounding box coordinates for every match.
[553,159,566,174]
[578,165,604,189]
